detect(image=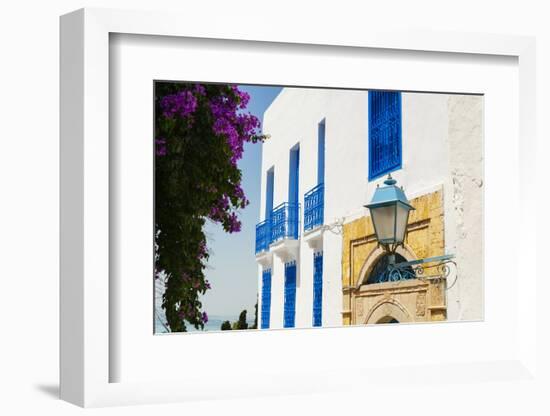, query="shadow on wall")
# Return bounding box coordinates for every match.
[34,383,59,399]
